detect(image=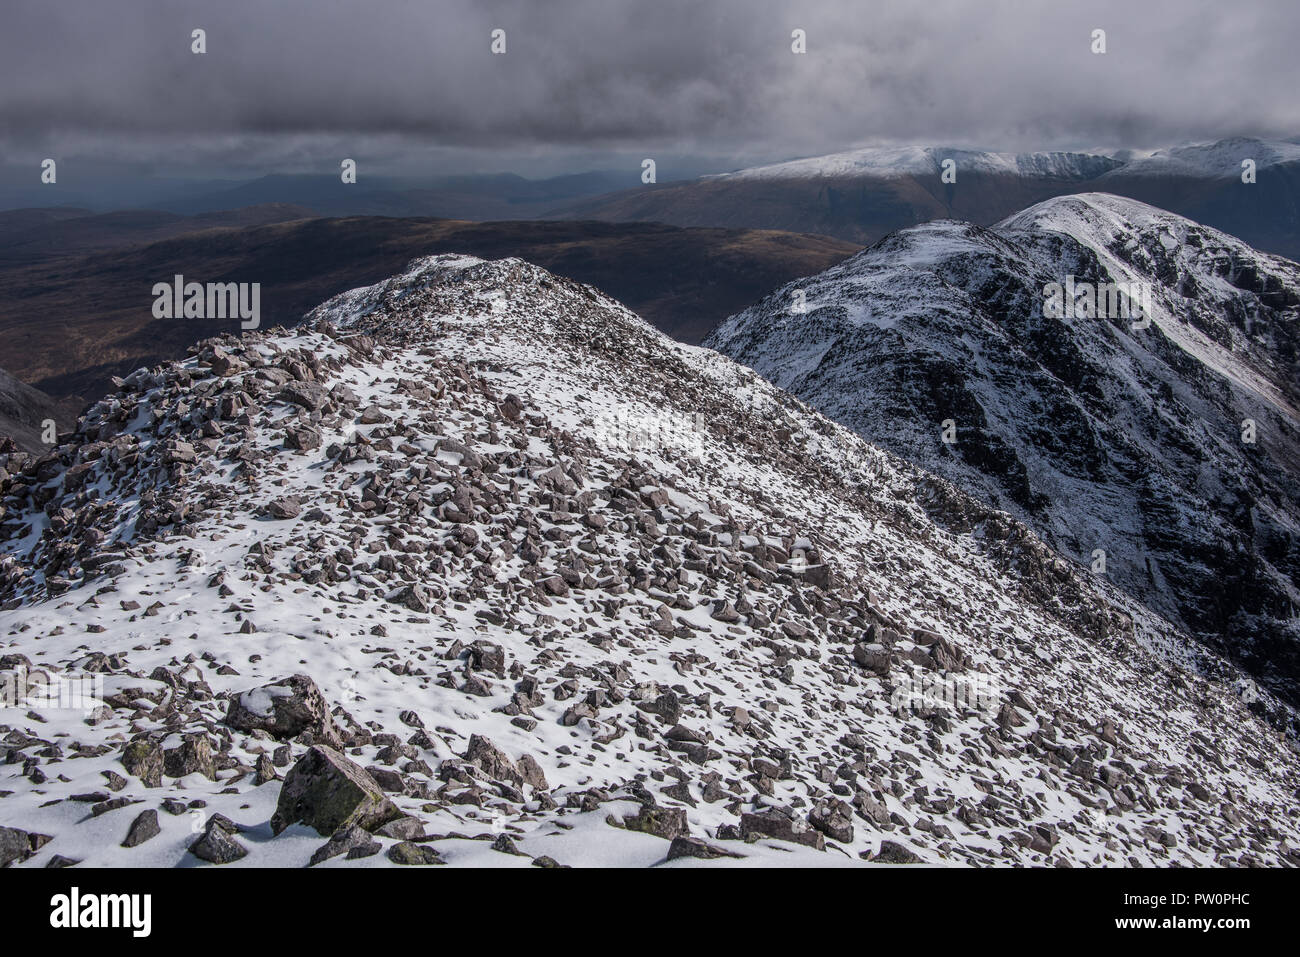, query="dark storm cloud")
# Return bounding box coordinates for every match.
[2,0,1298,172]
